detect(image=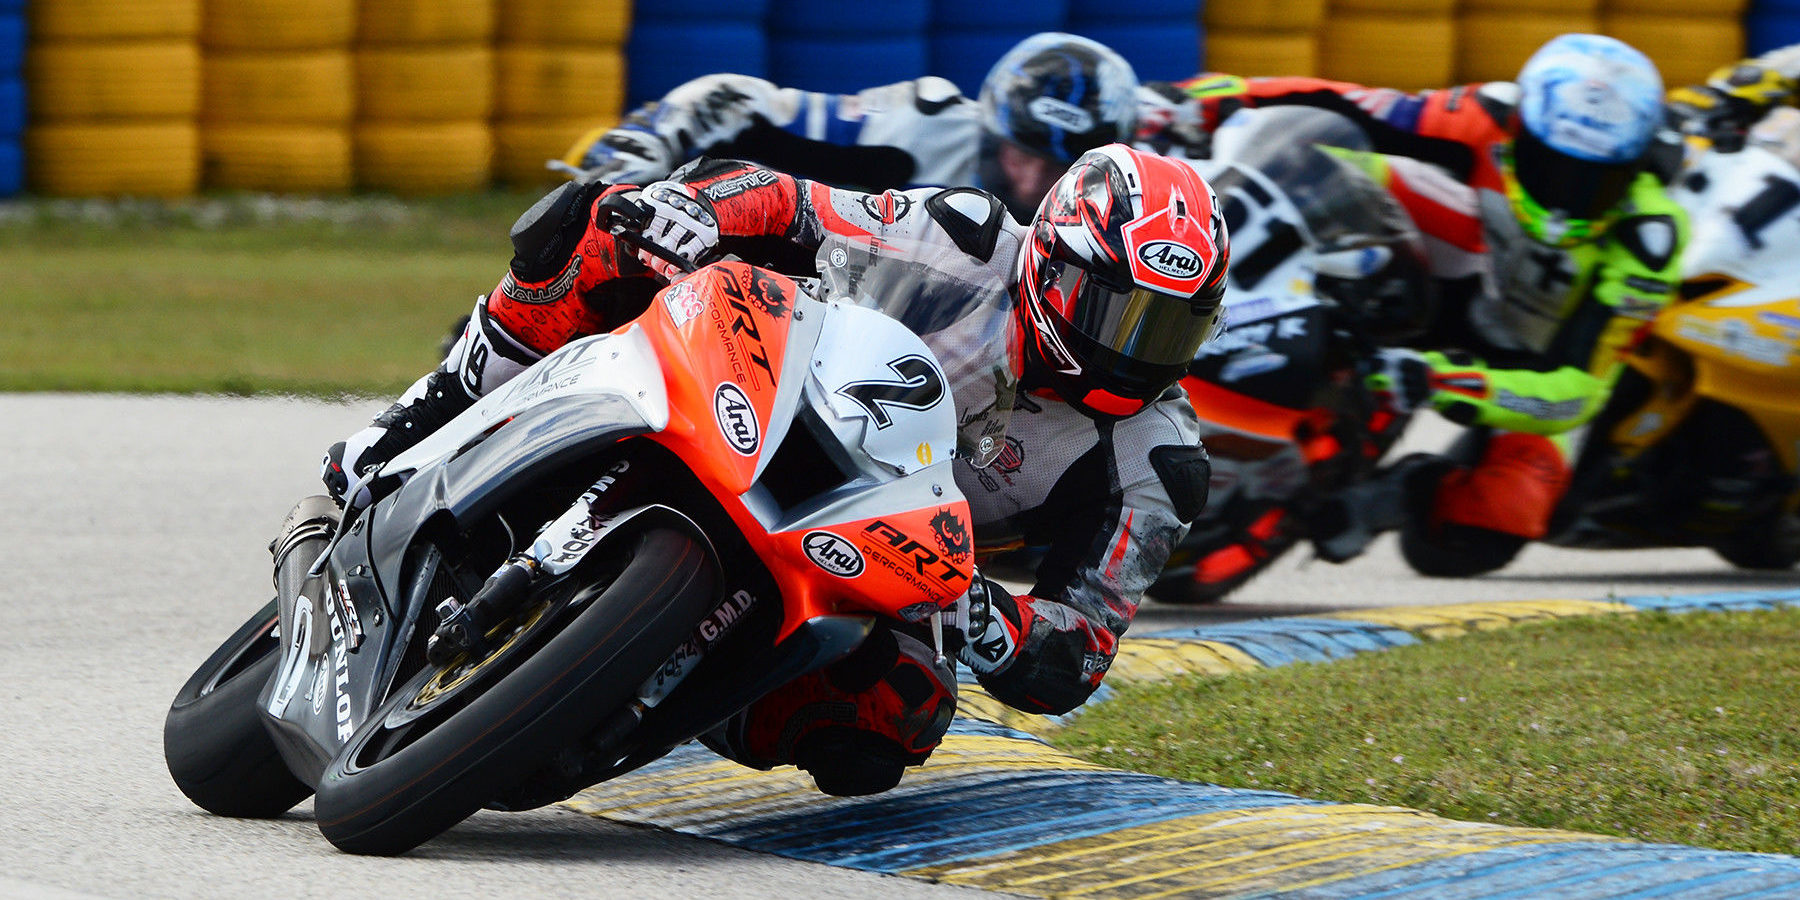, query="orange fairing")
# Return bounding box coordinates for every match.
[1181,375,1335,457]
[632,261,974,640]
[639,263,797,497]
